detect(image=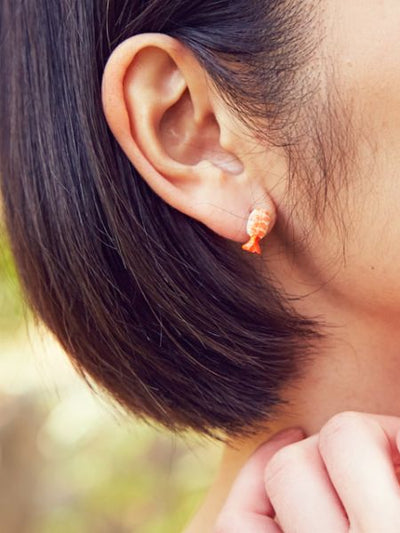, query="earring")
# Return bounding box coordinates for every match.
[241,208,272,255]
